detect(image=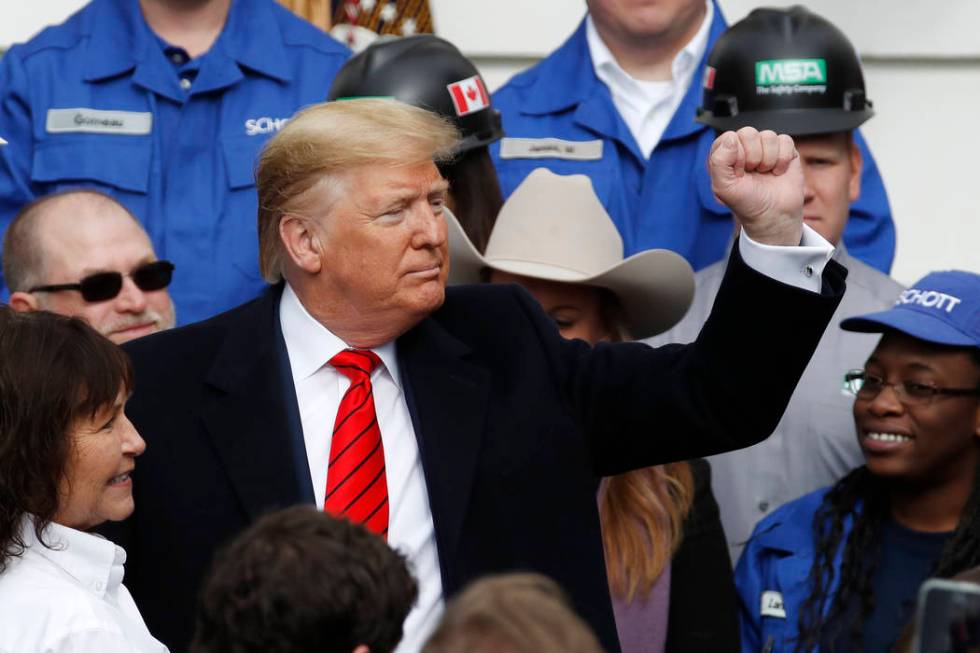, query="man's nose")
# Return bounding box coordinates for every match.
[801,166,816,203]
[412,205,448,249]
[115,276,149,313]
